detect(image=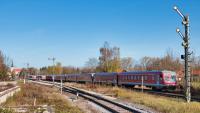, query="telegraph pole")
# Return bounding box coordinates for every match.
[174,6,191,102]
[48,57,56,85]
[24,63,29,84]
